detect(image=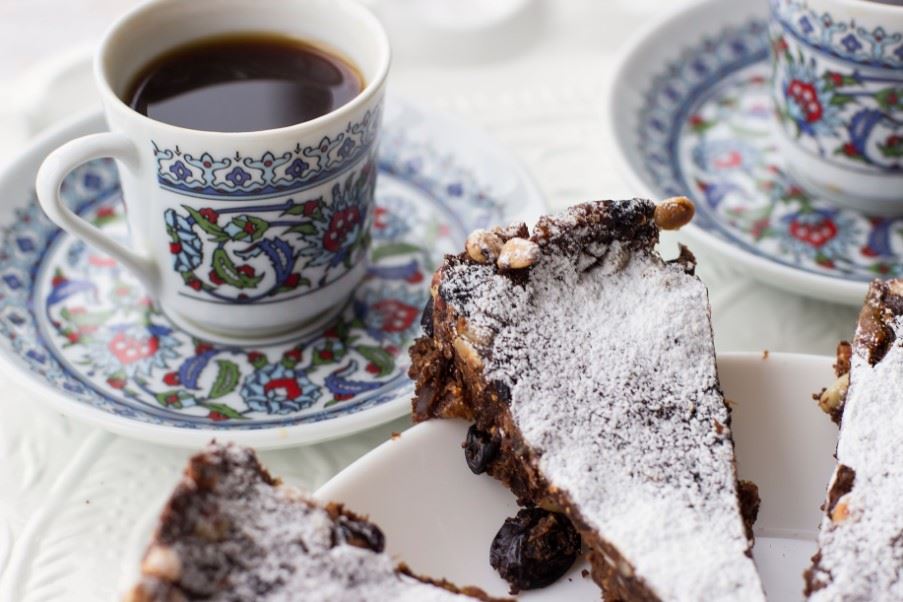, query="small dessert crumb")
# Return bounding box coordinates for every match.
[582,569,590,579]
[762,349,769,360]
[390,432,401,441]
